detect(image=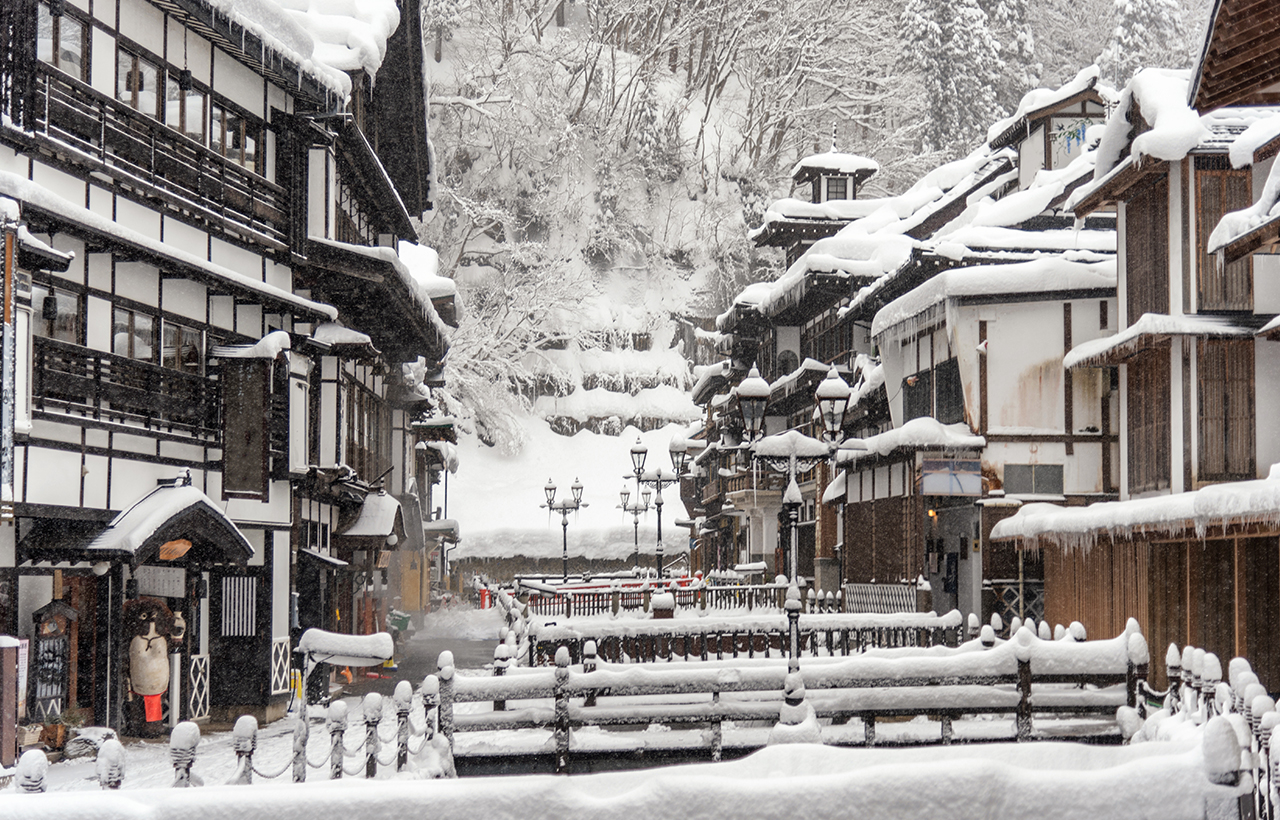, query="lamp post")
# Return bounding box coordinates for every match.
[541,478,586,583]
[814,367,852,594]
[629,437,679,579]
[619,483,650,570]
[736,367,829,586]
